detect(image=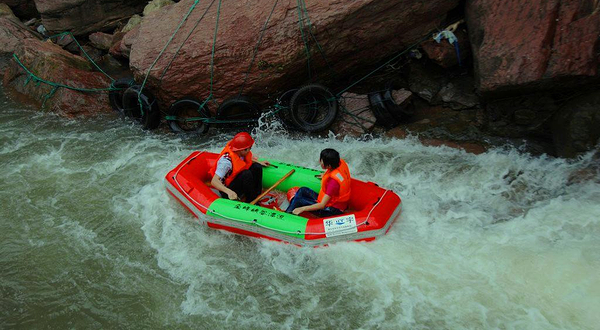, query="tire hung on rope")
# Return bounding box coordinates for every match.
[382,89,414,119]
[109,77,135,115]
[275,88,299,129]
[216,95,261,127]
[289,84,338,132]
[167,98,211,134]
[368,91,399,128]
[121,85,161,130]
